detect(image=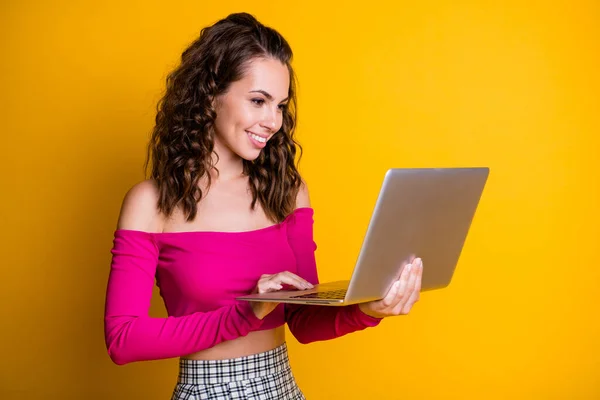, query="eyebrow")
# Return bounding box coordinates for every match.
[249,90,289,103]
